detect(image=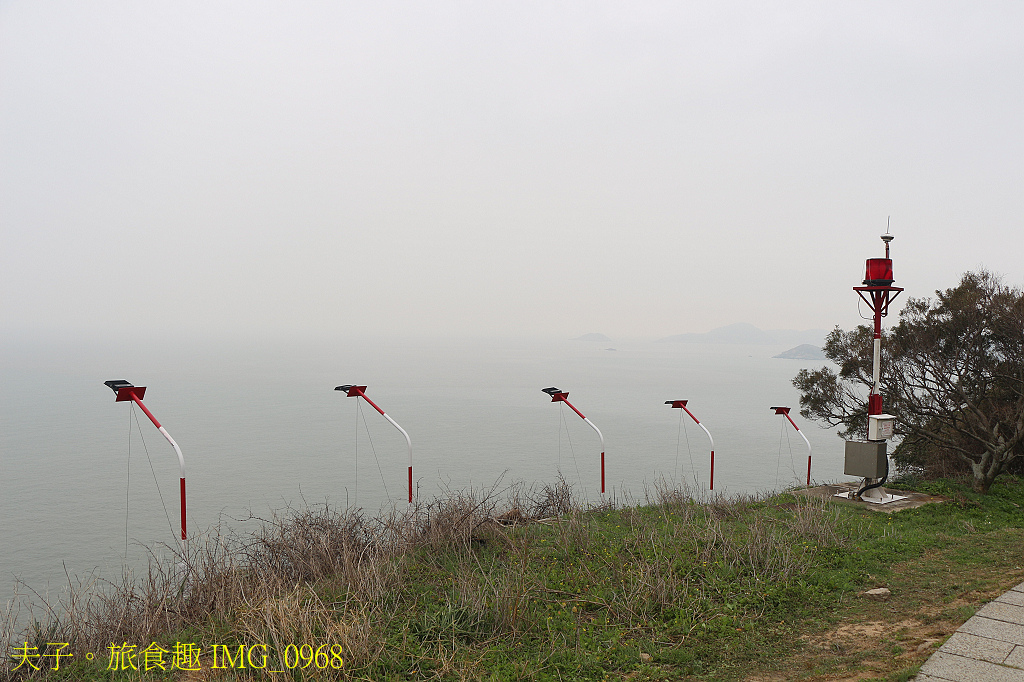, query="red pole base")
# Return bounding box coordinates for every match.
[179,477,187,542]
[710,450,715,490]
[806,455,812,487]
[408,466,413,504]
[600,452,605,494]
